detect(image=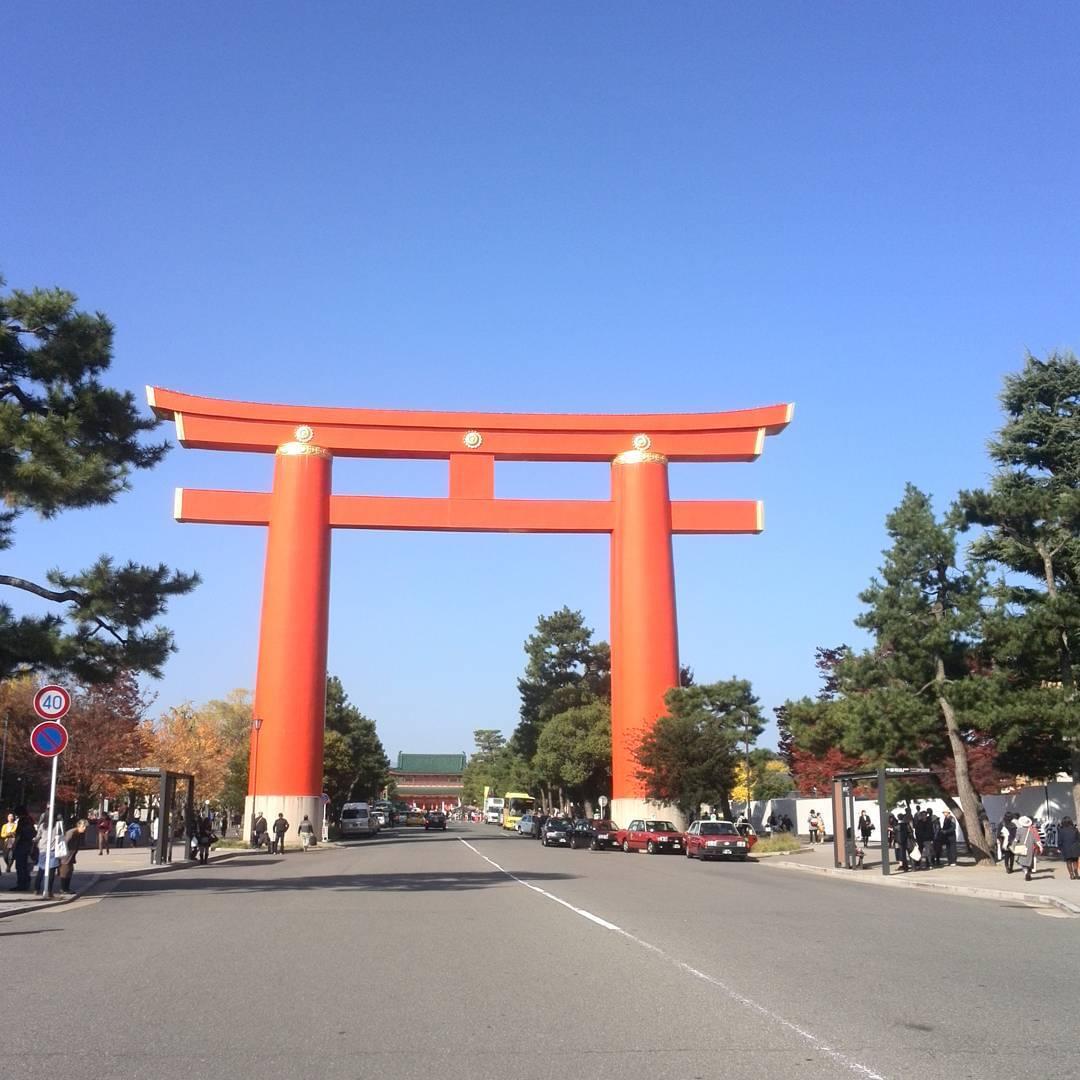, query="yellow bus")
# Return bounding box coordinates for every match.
[501,792,536,830]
